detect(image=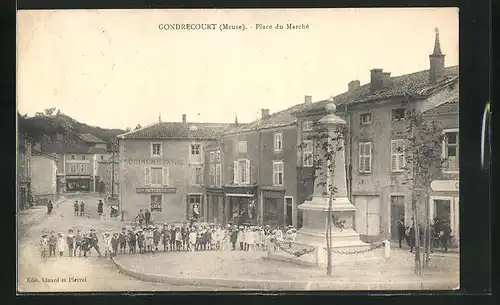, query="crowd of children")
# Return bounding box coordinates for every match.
[38,222,299,258]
